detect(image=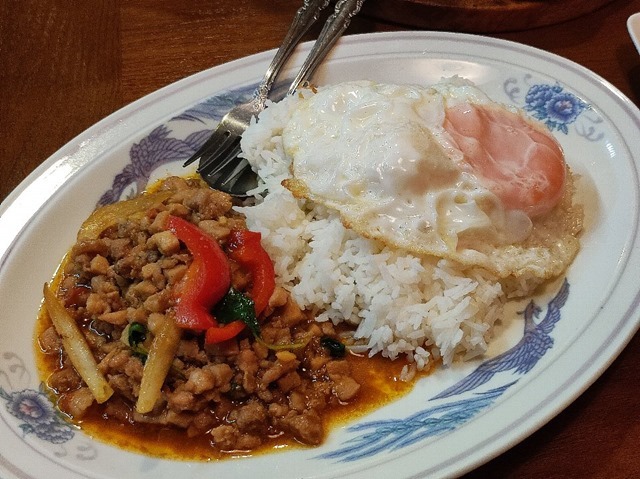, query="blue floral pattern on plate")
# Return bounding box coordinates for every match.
[504,74,603,141]
[524,84,588,134]
[1,385,74,444]
[97,84,257,206]
[0,352,75,446]
[319,280,569,462]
